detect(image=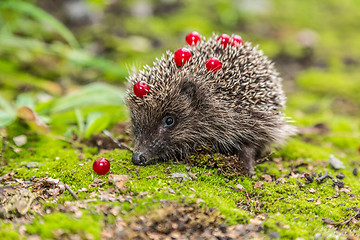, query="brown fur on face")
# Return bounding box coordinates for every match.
[126,34,297,173]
